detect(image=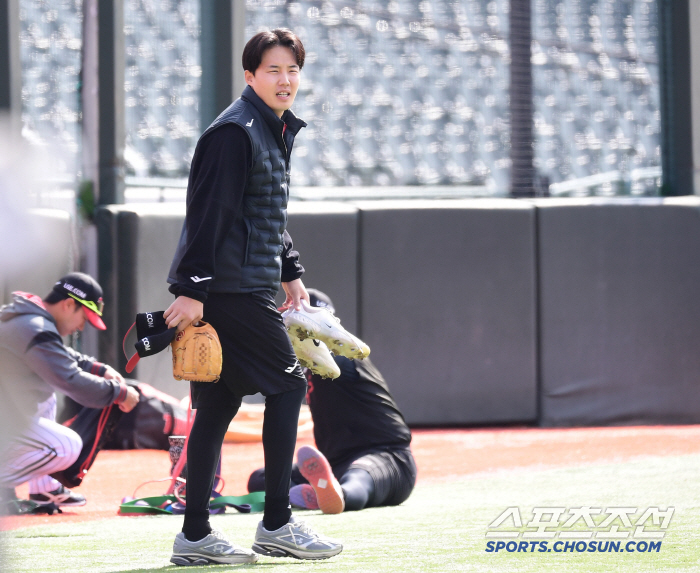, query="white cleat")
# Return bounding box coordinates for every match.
[282,300,370,360]
[290,336,341,379]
